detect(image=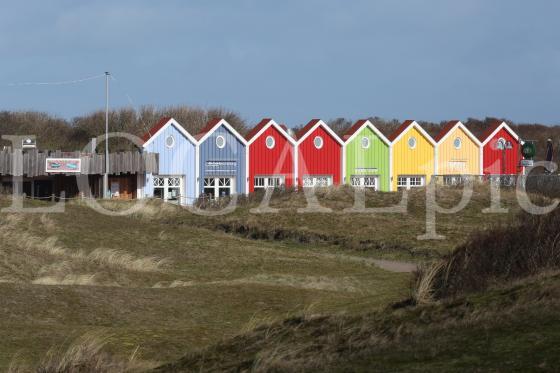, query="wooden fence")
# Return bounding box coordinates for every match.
[0,149,158,177]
